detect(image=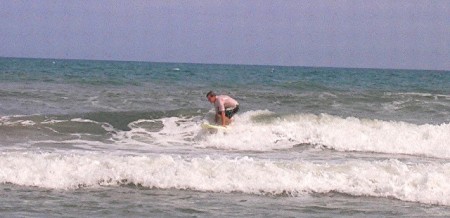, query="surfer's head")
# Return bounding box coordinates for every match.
[206,91,216,103]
